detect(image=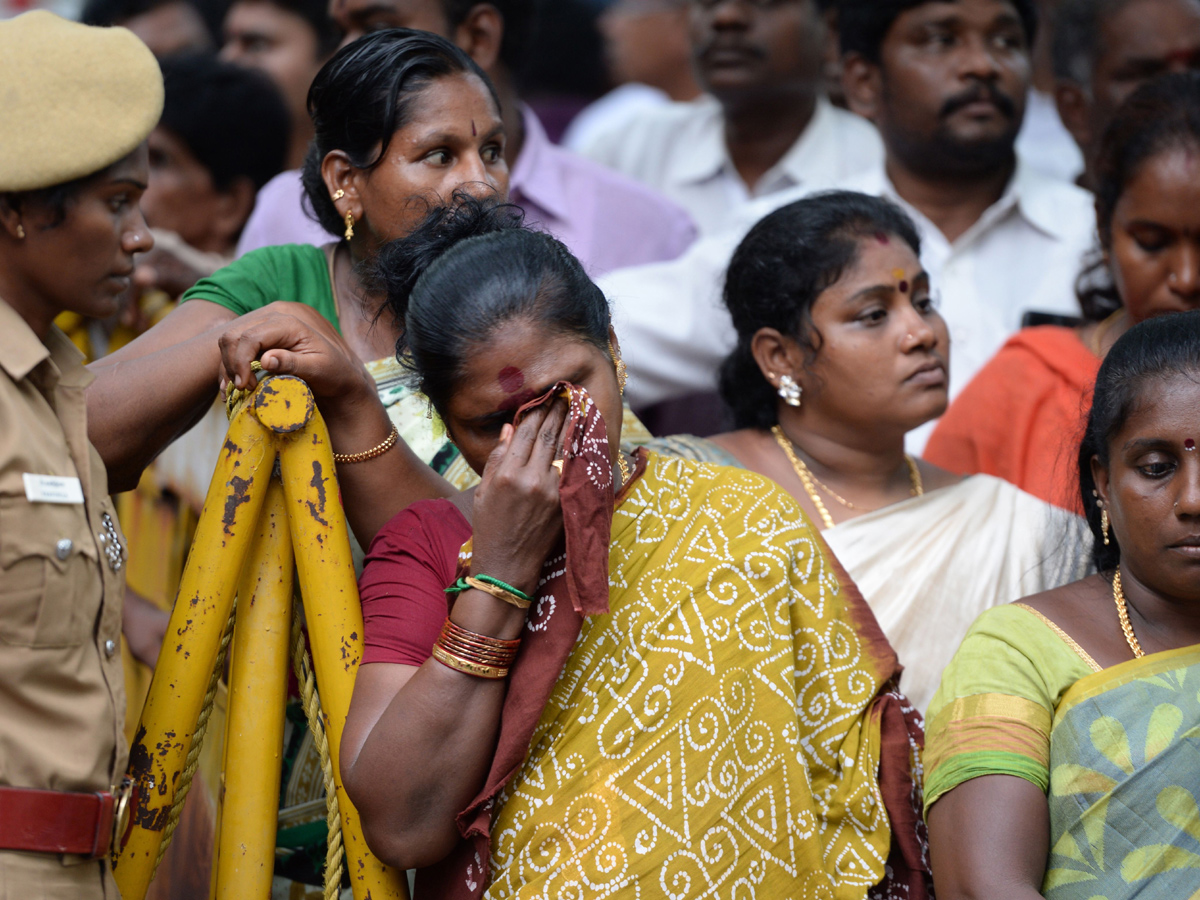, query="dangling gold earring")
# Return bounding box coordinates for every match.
[344,210,355,242]
[609,340,627,395]
[15,223,25,239]
[1100,507,1111,546]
